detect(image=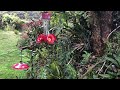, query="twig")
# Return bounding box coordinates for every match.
[80,60,102,79]
[104,63,112,74]
[67,58,73,65]
[107,25,120,41]
[100,63,113,79]
[98,61,106,74]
